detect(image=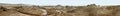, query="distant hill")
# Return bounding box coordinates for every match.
[0,3,120,16]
